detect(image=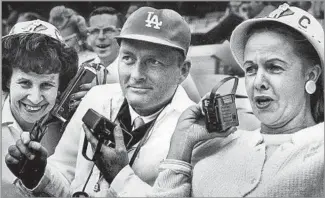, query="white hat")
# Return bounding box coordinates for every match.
[2,19,65,44]
[230,3,324,68]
